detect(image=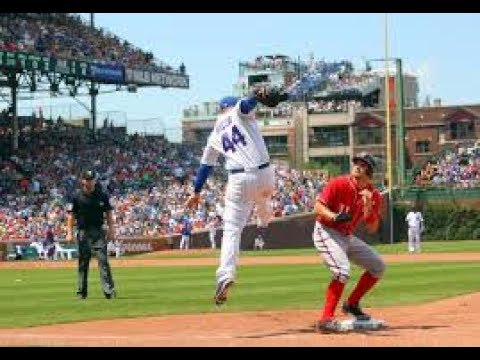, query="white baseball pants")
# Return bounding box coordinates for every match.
[216,165,275,284]
[408,227,422,252]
